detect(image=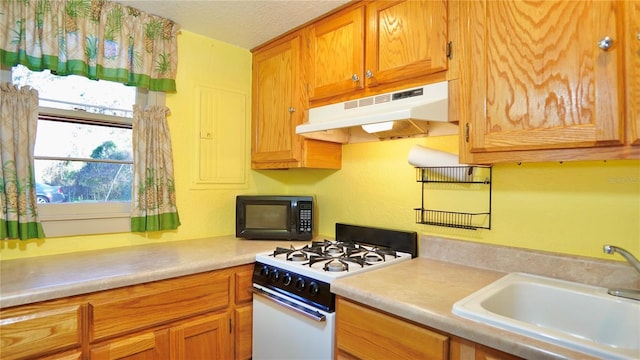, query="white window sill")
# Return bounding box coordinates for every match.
[38,202,131,237]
